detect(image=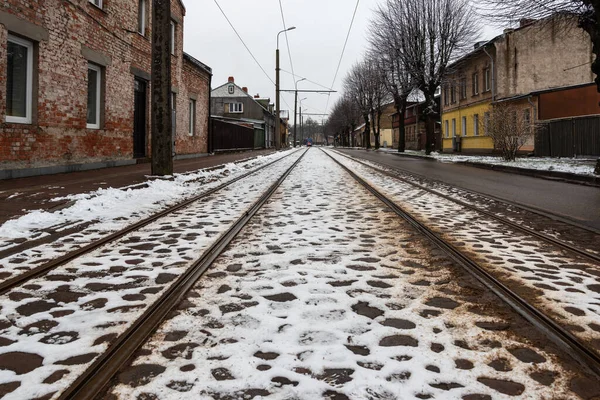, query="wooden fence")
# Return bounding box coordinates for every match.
[212,119,265,151]
[535,115,600,157]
